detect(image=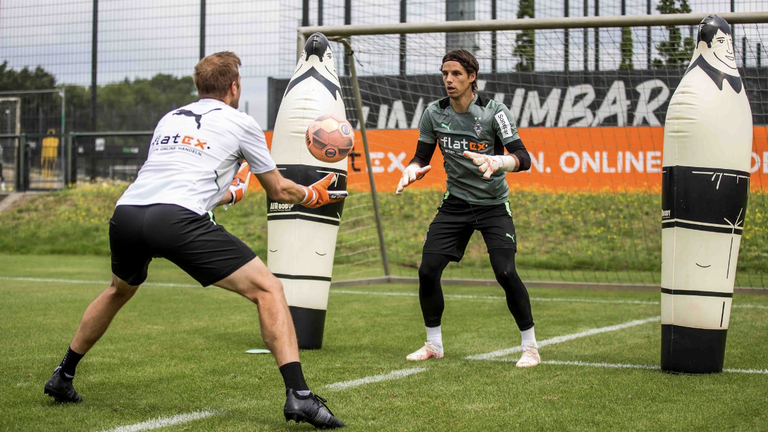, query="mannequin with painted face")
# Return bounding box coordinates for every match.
[686,15,741,92]
[660,15,753,374]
